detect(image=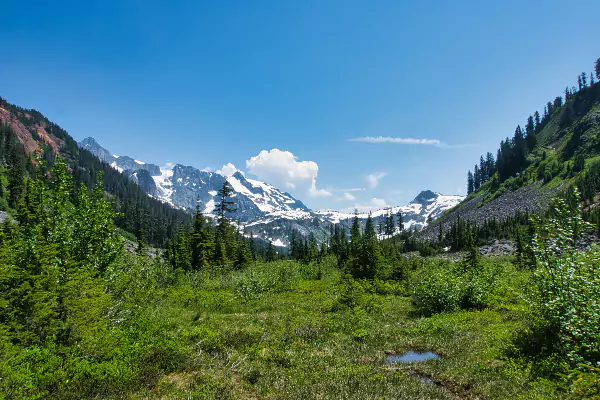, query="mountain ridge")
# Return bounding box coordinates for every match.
[78,136,464,245]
